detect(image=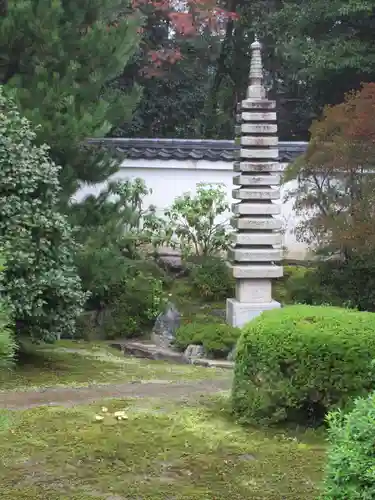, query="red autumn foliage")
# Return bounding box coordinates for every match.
[289,83,375,254]
[129,0,238,76]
